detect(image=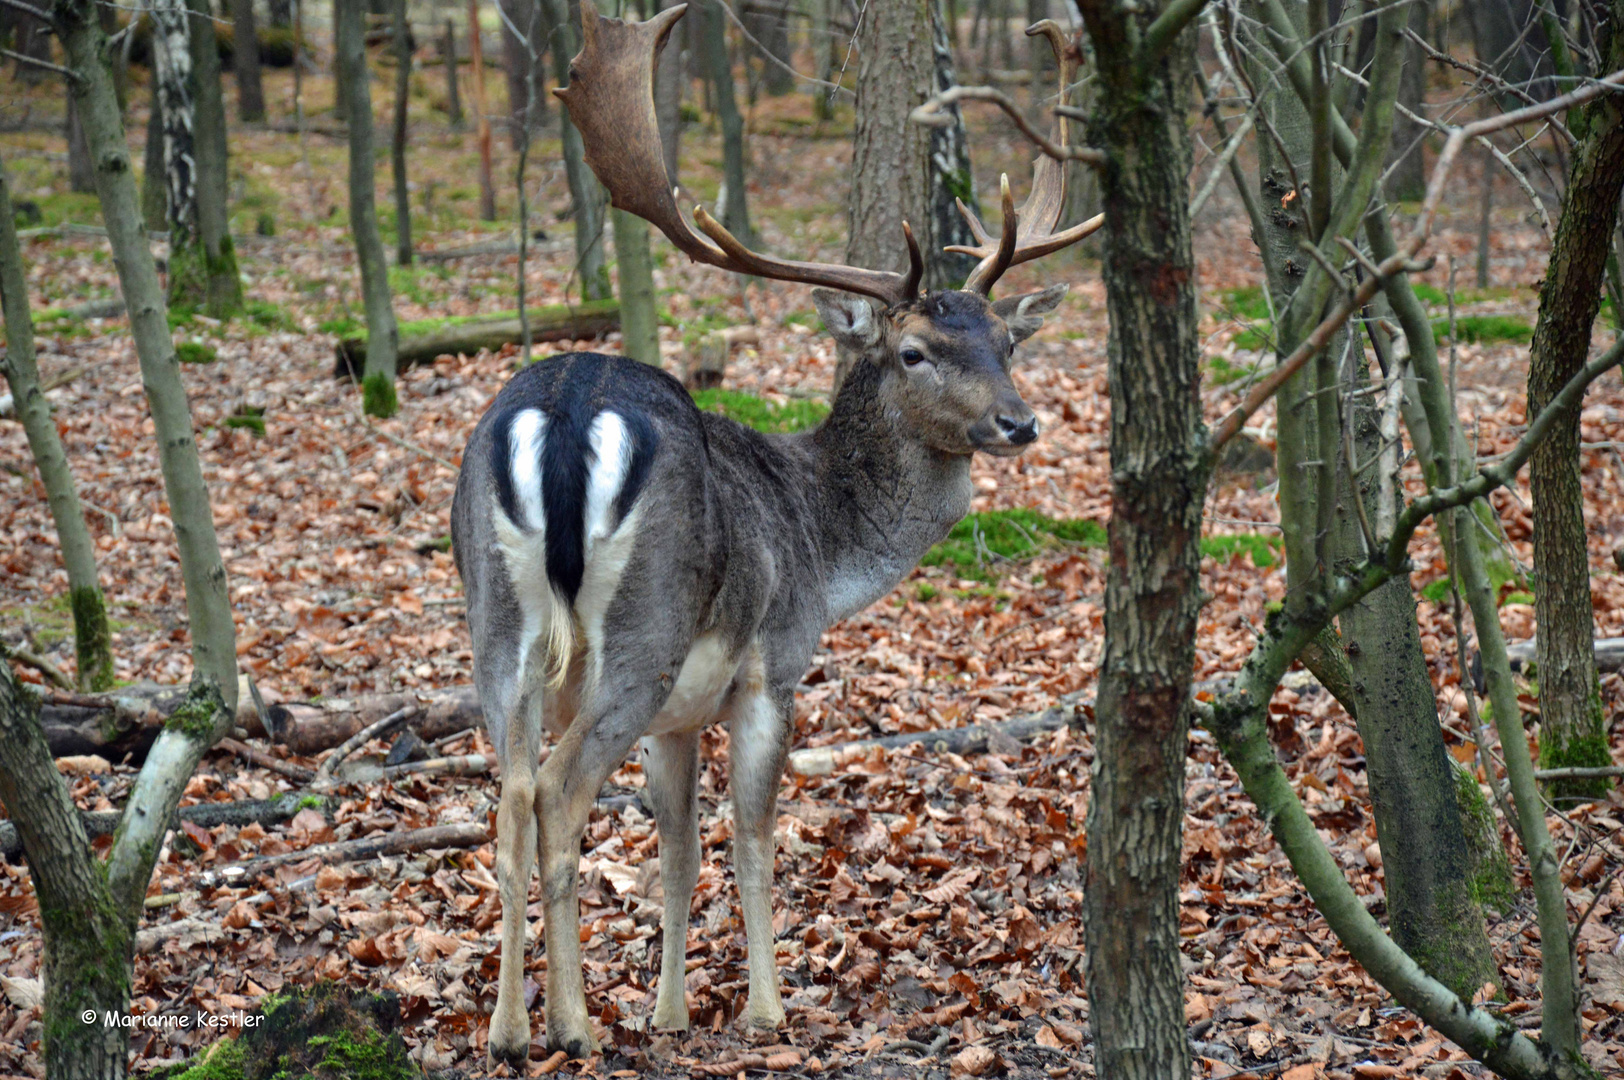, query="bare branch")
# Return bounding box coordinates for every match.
[912,87,1107,166]
[1141,0,1209,67]
[0,0,52,23]
[1,46,80,81]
